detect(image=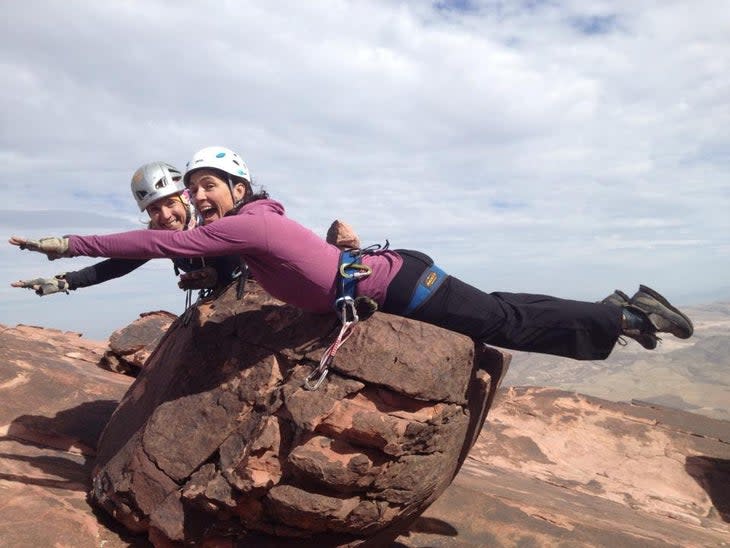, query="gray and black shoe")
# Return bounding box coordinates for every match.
[601,289,658,350]
[629,284,694,339]
[601,289,631,308]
